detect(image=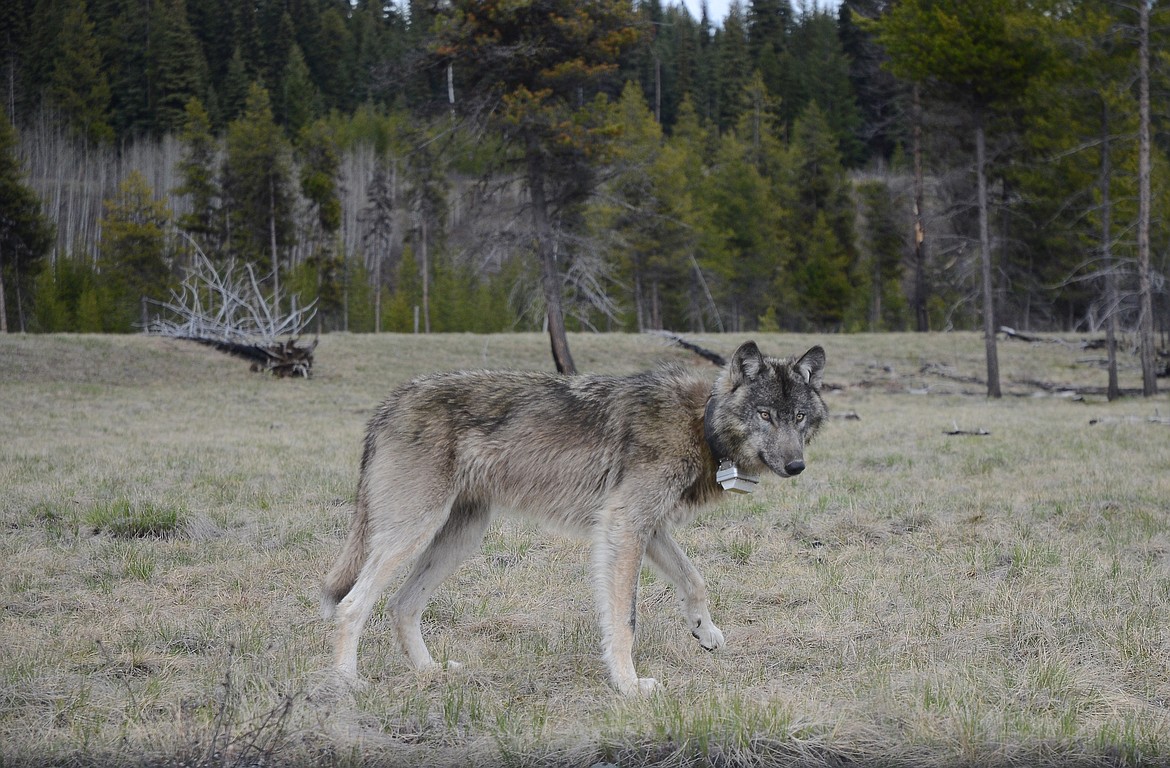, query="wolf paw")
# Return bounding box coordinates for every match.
[691,620,725,651]
[637,677,661,696]
[420,660,464,675]
[331,668,370,692]
[618,677,661,696]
